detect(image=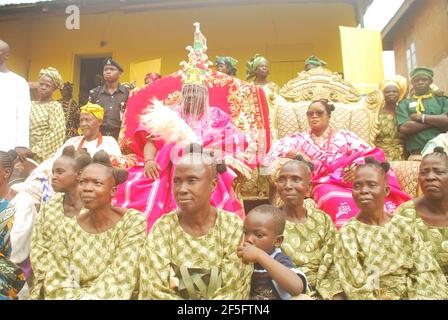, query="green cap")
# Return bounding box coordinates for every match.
[410,67,434,80]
